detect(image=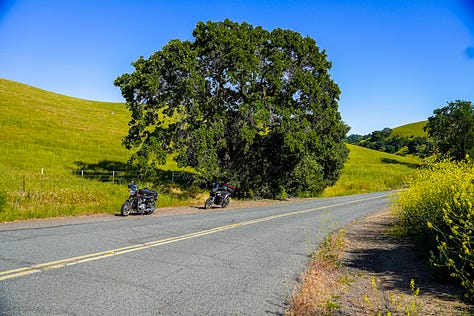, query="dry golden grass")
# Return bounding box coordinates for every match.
[286,230,347,316]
